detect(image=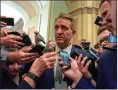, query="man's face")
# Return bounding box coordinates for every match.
[100,1,110,19]
[100,1,116,37]
[7,62,21,76]
[98,29,115,48]
[46,41,56,48]
[98,30,110,47]
[54,18,74,49]
[105,0,117,37]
